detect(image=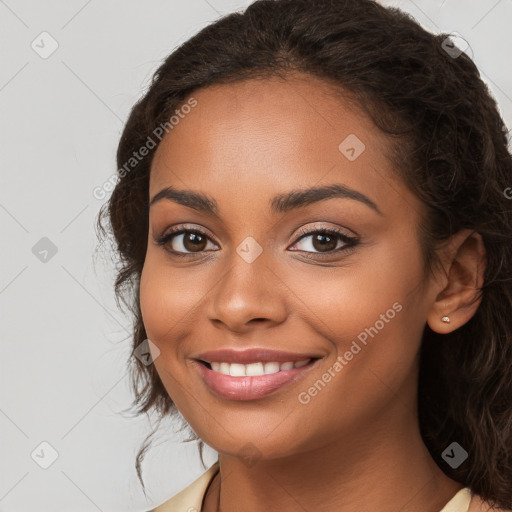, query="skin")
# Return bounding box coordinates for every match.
[140,73,487,512]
